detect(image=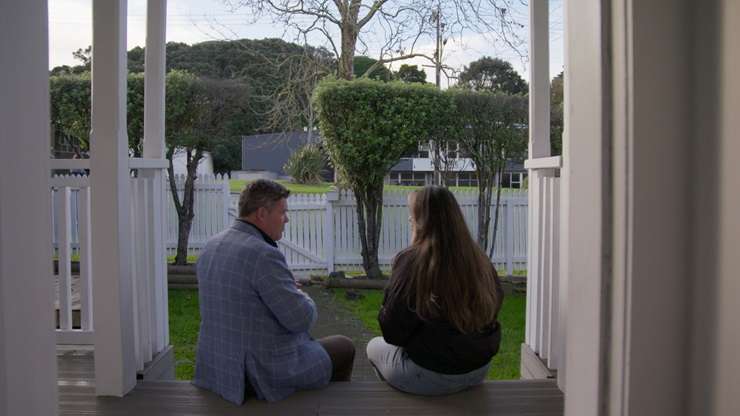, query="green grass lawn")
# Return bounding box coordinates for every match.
[166,255,199,264]
[330,289,525,380]
[230,179,332,194]
[168,289,200,380]
[168,287,524,381]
